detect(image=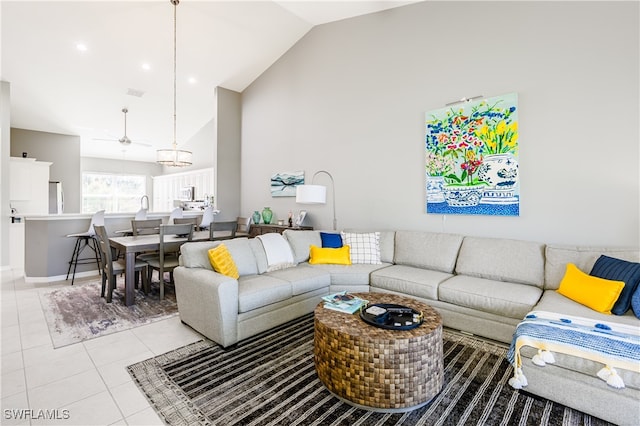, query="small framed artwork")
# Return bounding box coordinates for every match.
[271,171,304,197]
[295,210,307,227]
